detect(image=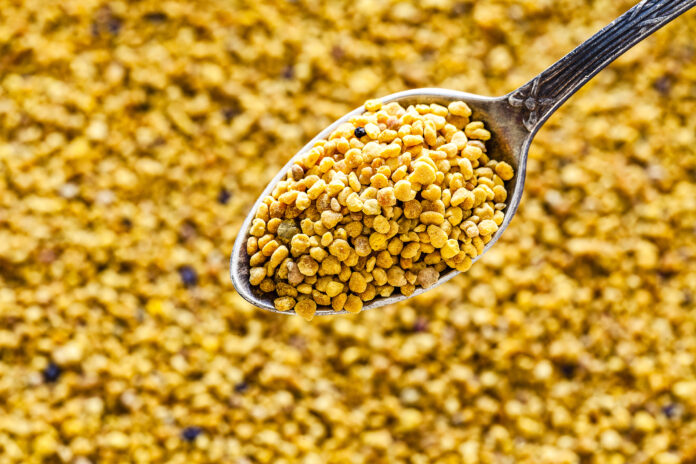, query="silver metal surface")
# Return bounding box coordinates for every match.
[231,0,695,316]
